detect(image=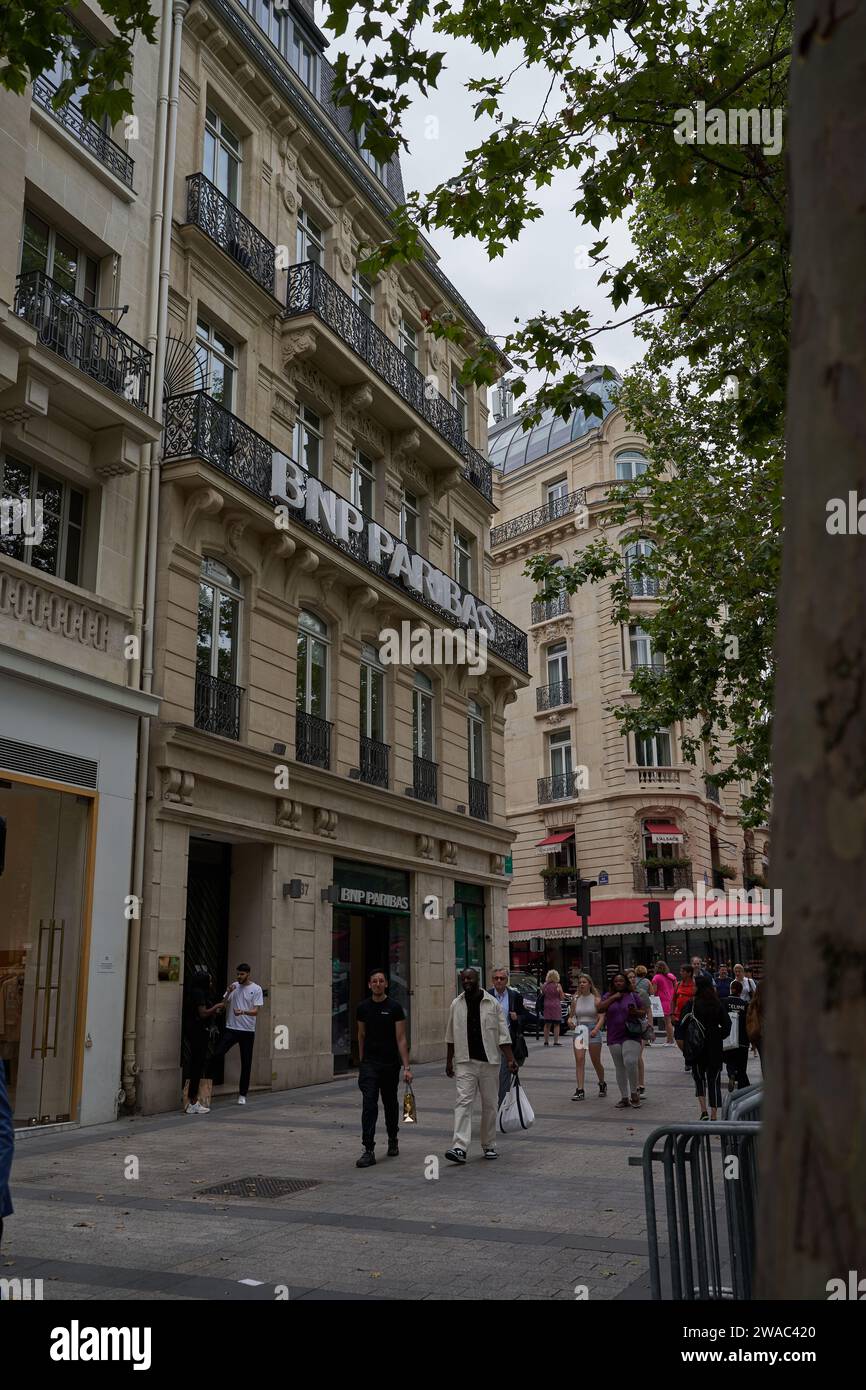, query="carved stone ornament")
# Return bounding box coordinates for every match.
[314,808,338,838]
[338,248,352,274]
[276,798,302,830]
[342,382,373,415]
[416,834,434,860]
[282,329,317,370]
[162,767,194,805]
[490,854,505,876]
[223,510,250,554]
[427,513,447,546]
[440,840,458,866]
[183,486,223,543]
